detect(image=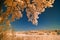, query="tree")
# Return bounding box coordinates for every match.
[0,0,55,40]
